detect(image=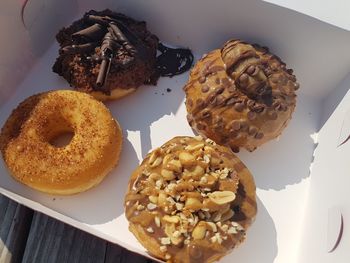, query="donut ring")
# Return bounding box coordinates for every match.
[184,39,299,152]
[0,90,122,195]
[124,136,257,263]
